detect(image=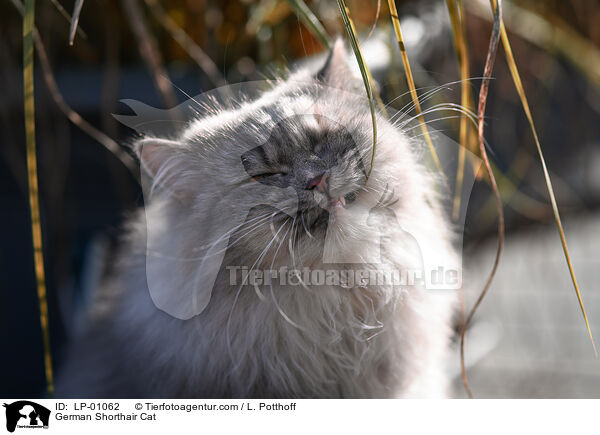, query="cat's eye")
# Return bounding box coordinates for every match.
[250,172,285,181]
